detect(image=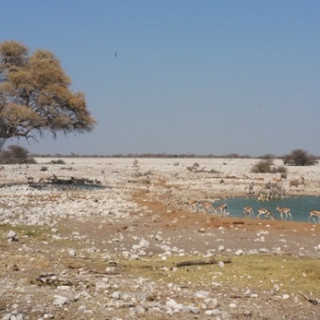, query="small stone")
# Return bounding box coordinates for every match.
[78,305,87,312]
[111,291,121,299]
[135,306,145,314]
[6,230,18,242]
[139,238,149,248]
[188,306,200,314]
[68,249,76,257]
[53,295,68,306]
[205,309,220,316]
[166,298,183,311]
[235,249,244,256]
